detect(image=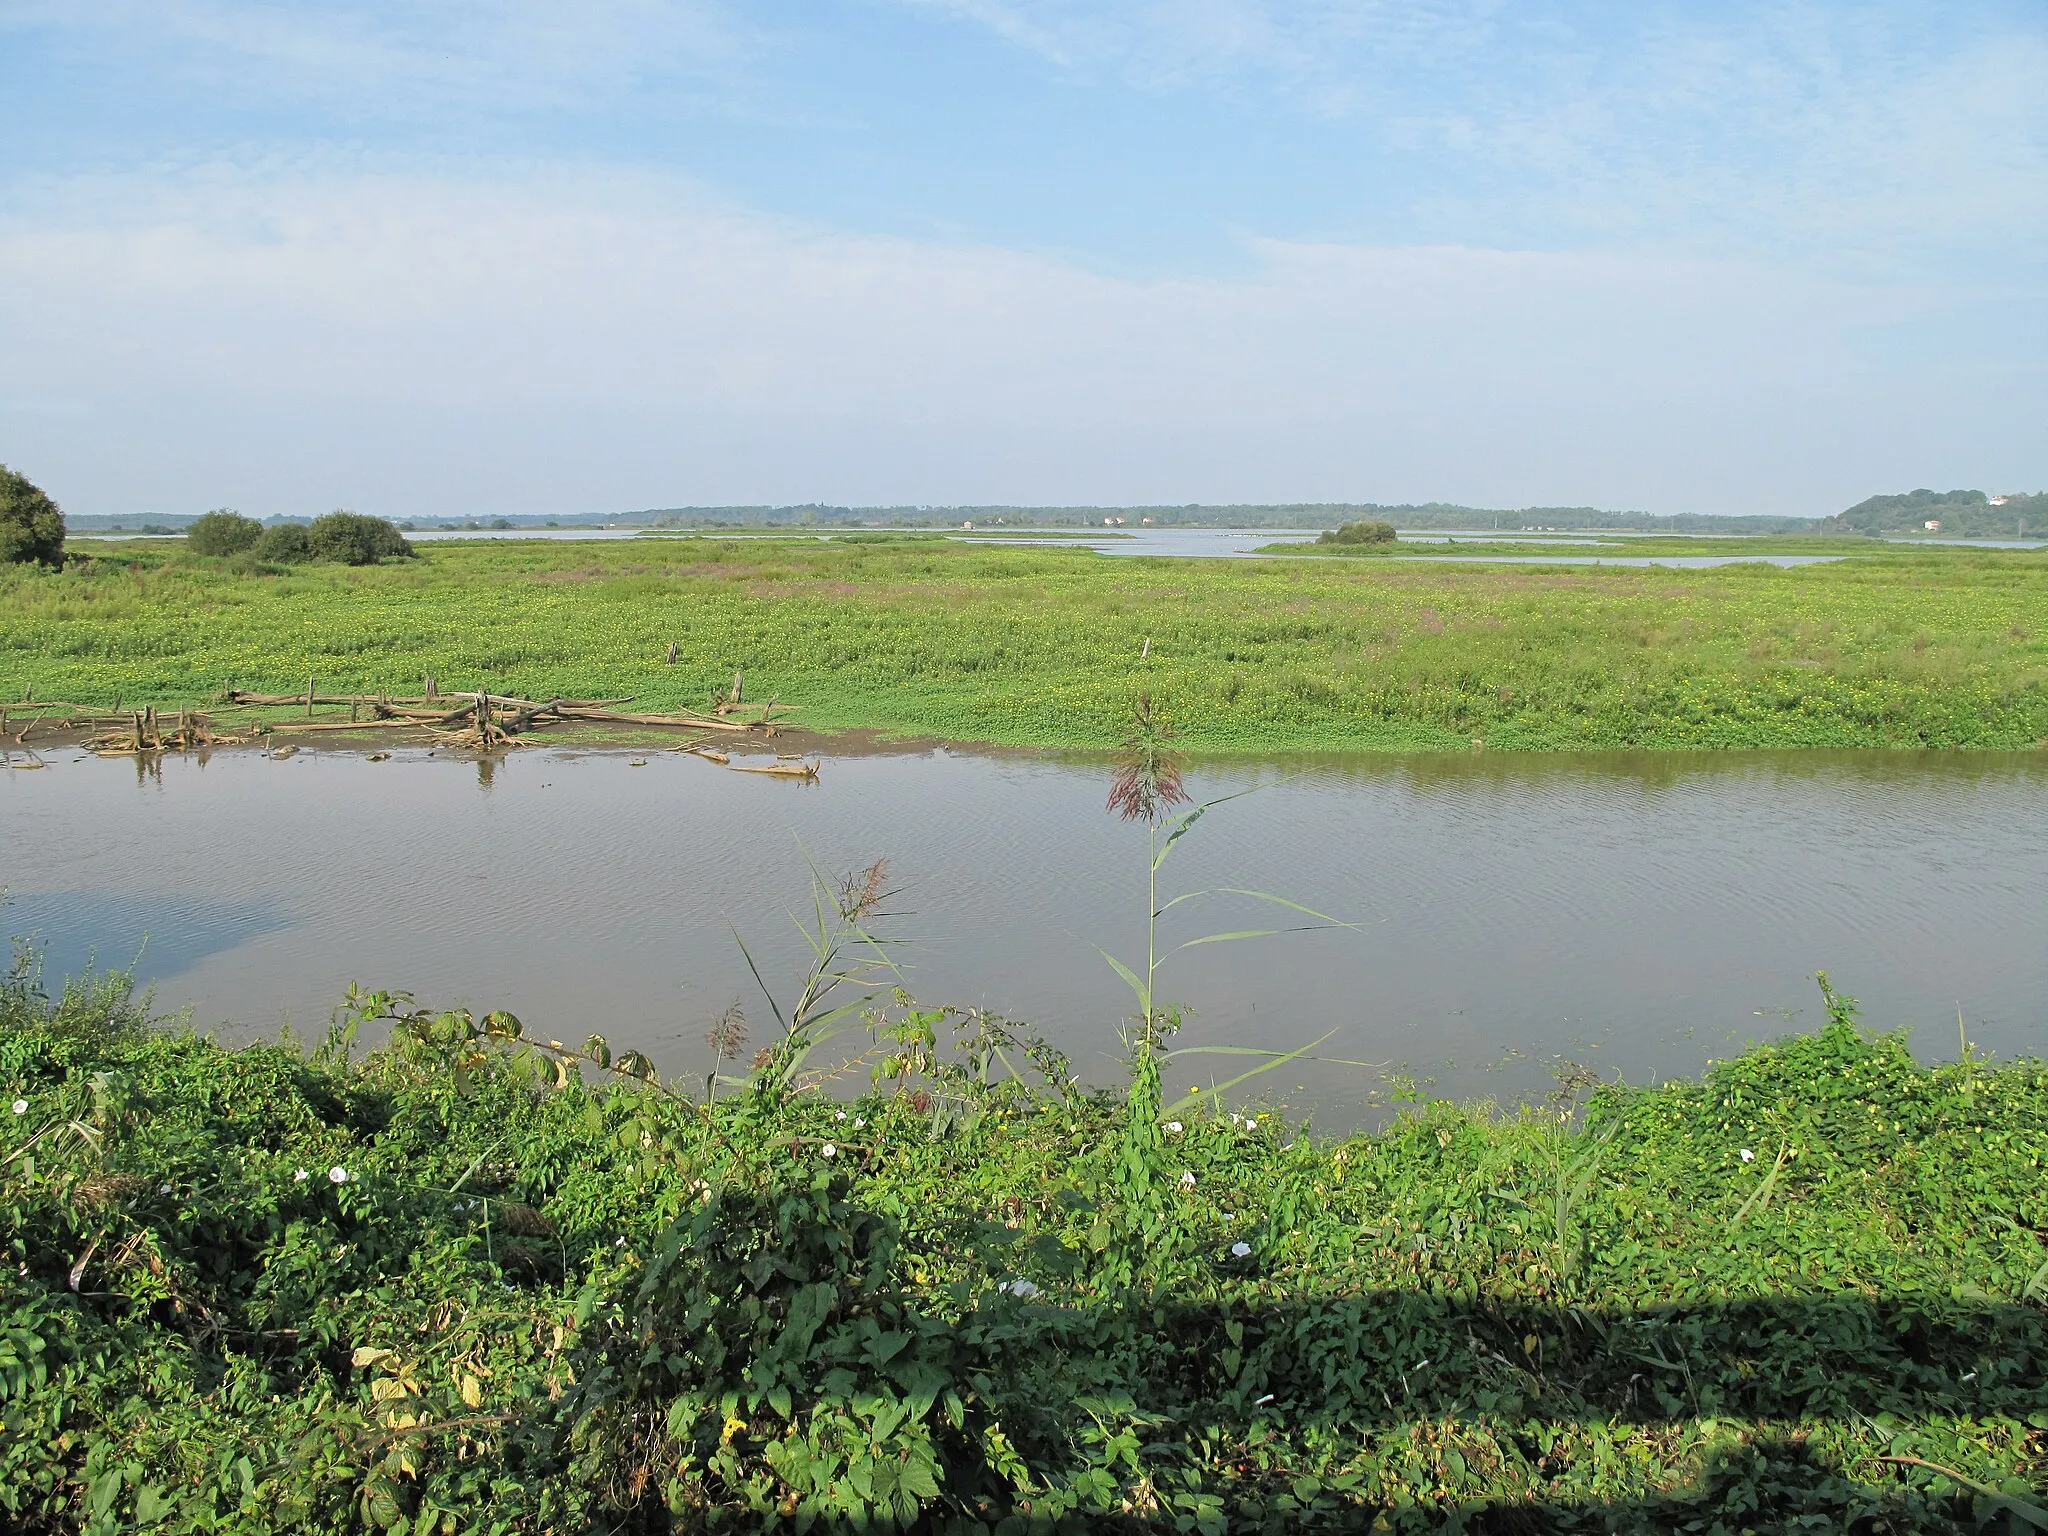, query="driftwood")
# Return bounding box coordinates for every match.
[729,758,819,780]
[44,682,796,753]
